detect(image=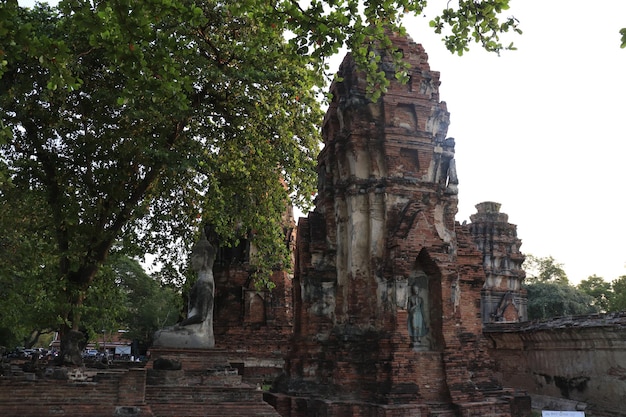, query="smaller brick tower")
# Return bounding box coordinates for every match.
[468,202,527,323]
